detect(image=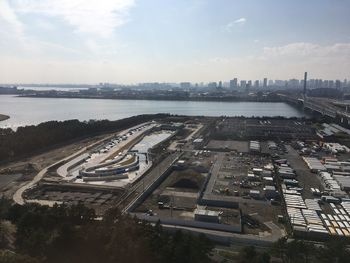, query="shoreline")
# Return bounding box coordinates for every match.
[16,94,282,103]
[0,114,9,122]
